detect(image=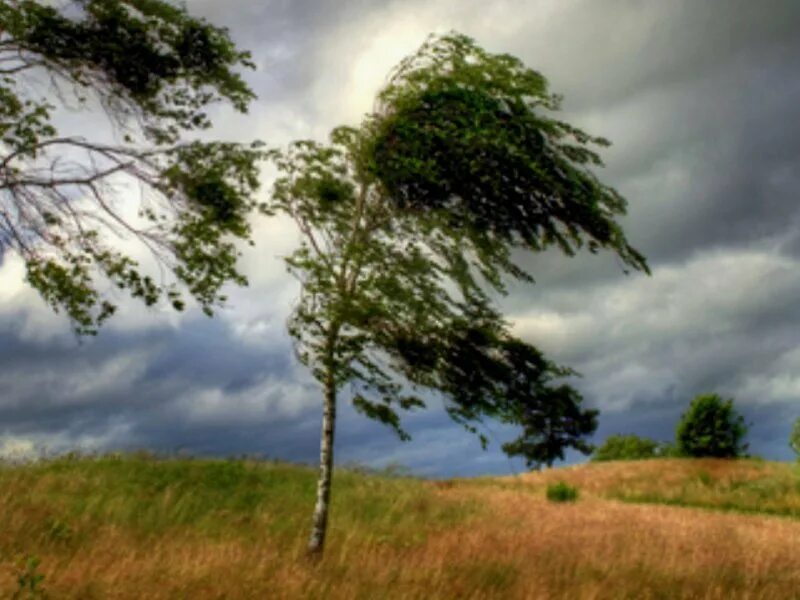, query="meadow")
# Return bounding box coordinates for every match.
[1,455,799,598]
